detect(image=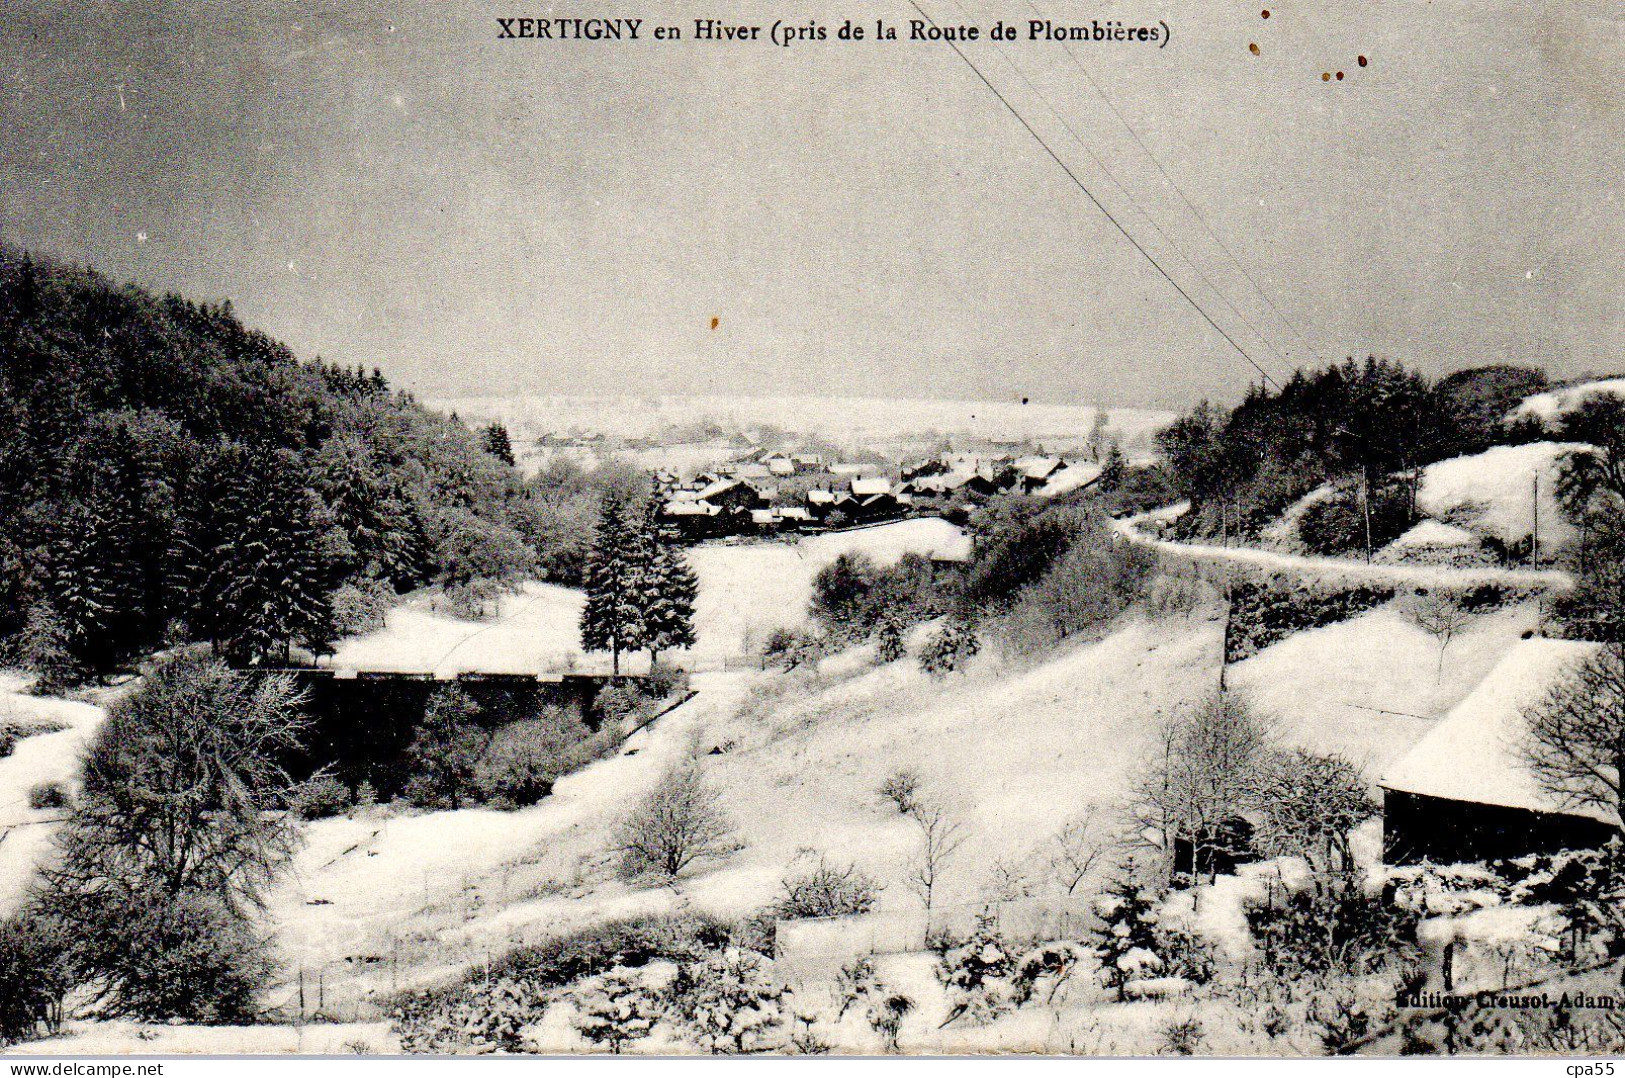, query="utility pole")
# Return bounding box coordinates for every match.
[1361,468,1374,566]
[1531,472,1540,568]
